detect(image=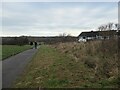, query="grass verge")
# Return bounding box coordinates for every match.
[14,43,119,88]
[14,45,90,88]
[2,45,32,60]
